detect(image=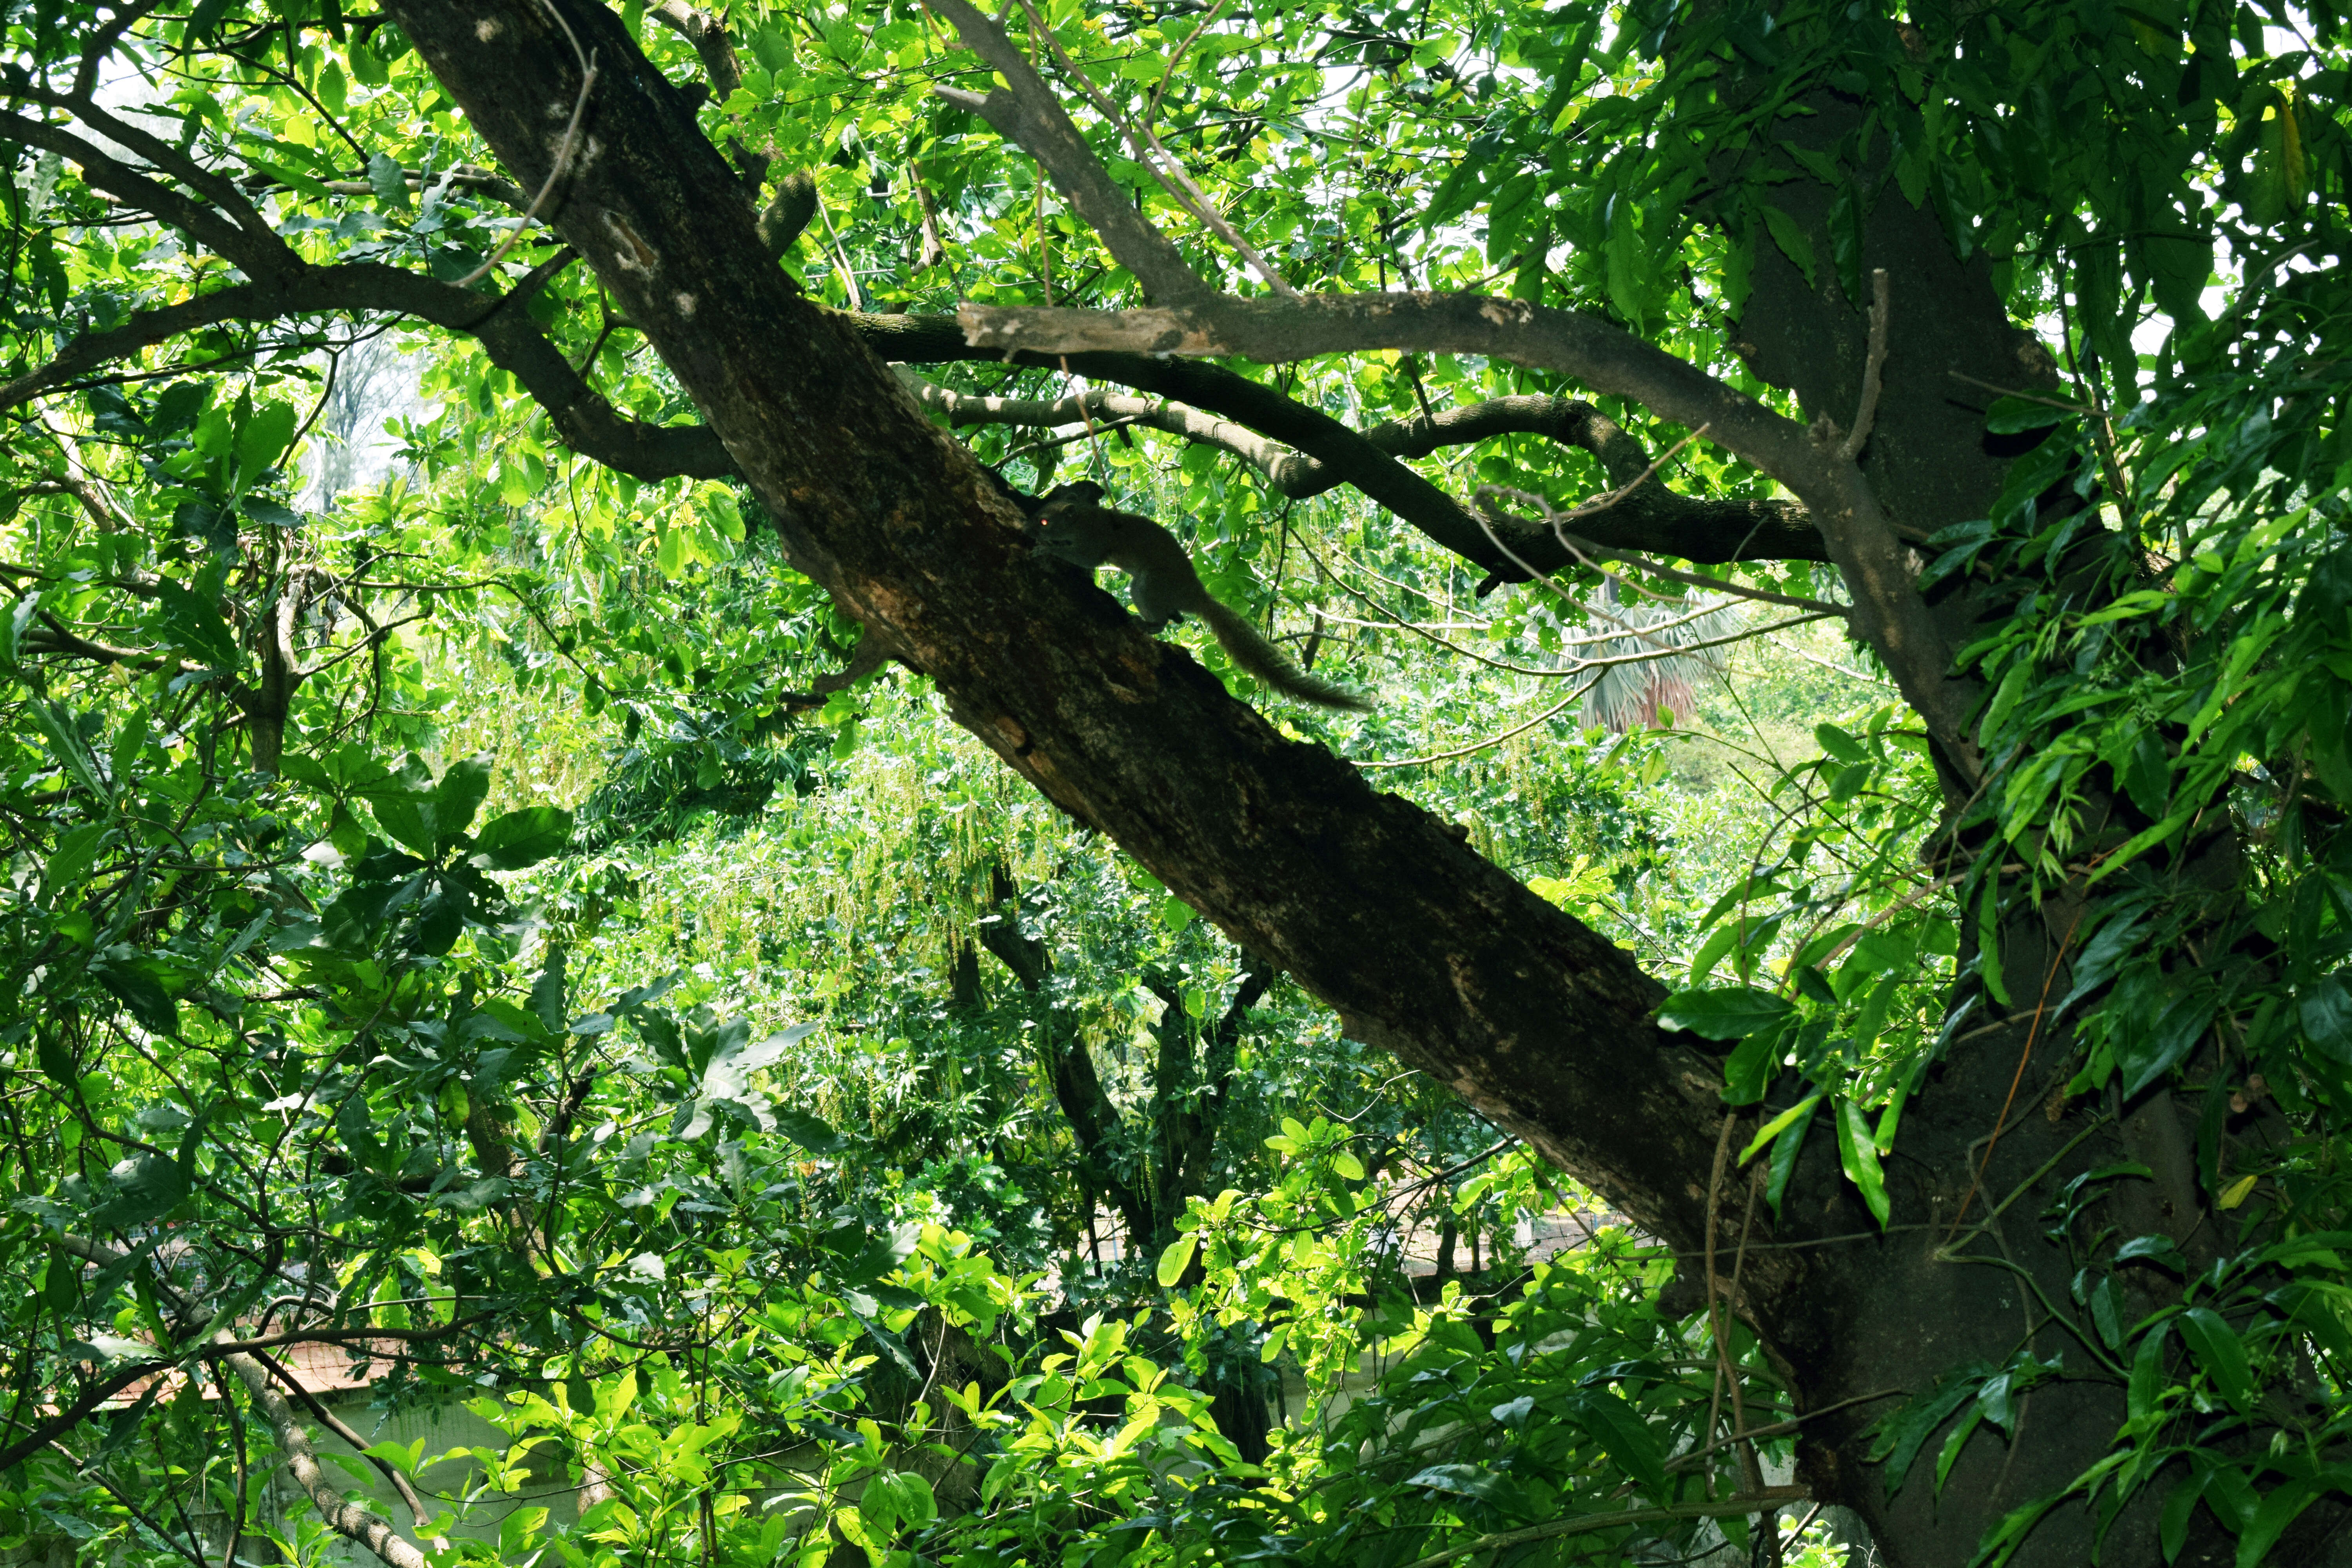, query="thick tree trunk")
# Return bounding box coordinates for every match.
[1715,105,2348,1566]
[379,9,2347,1565]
